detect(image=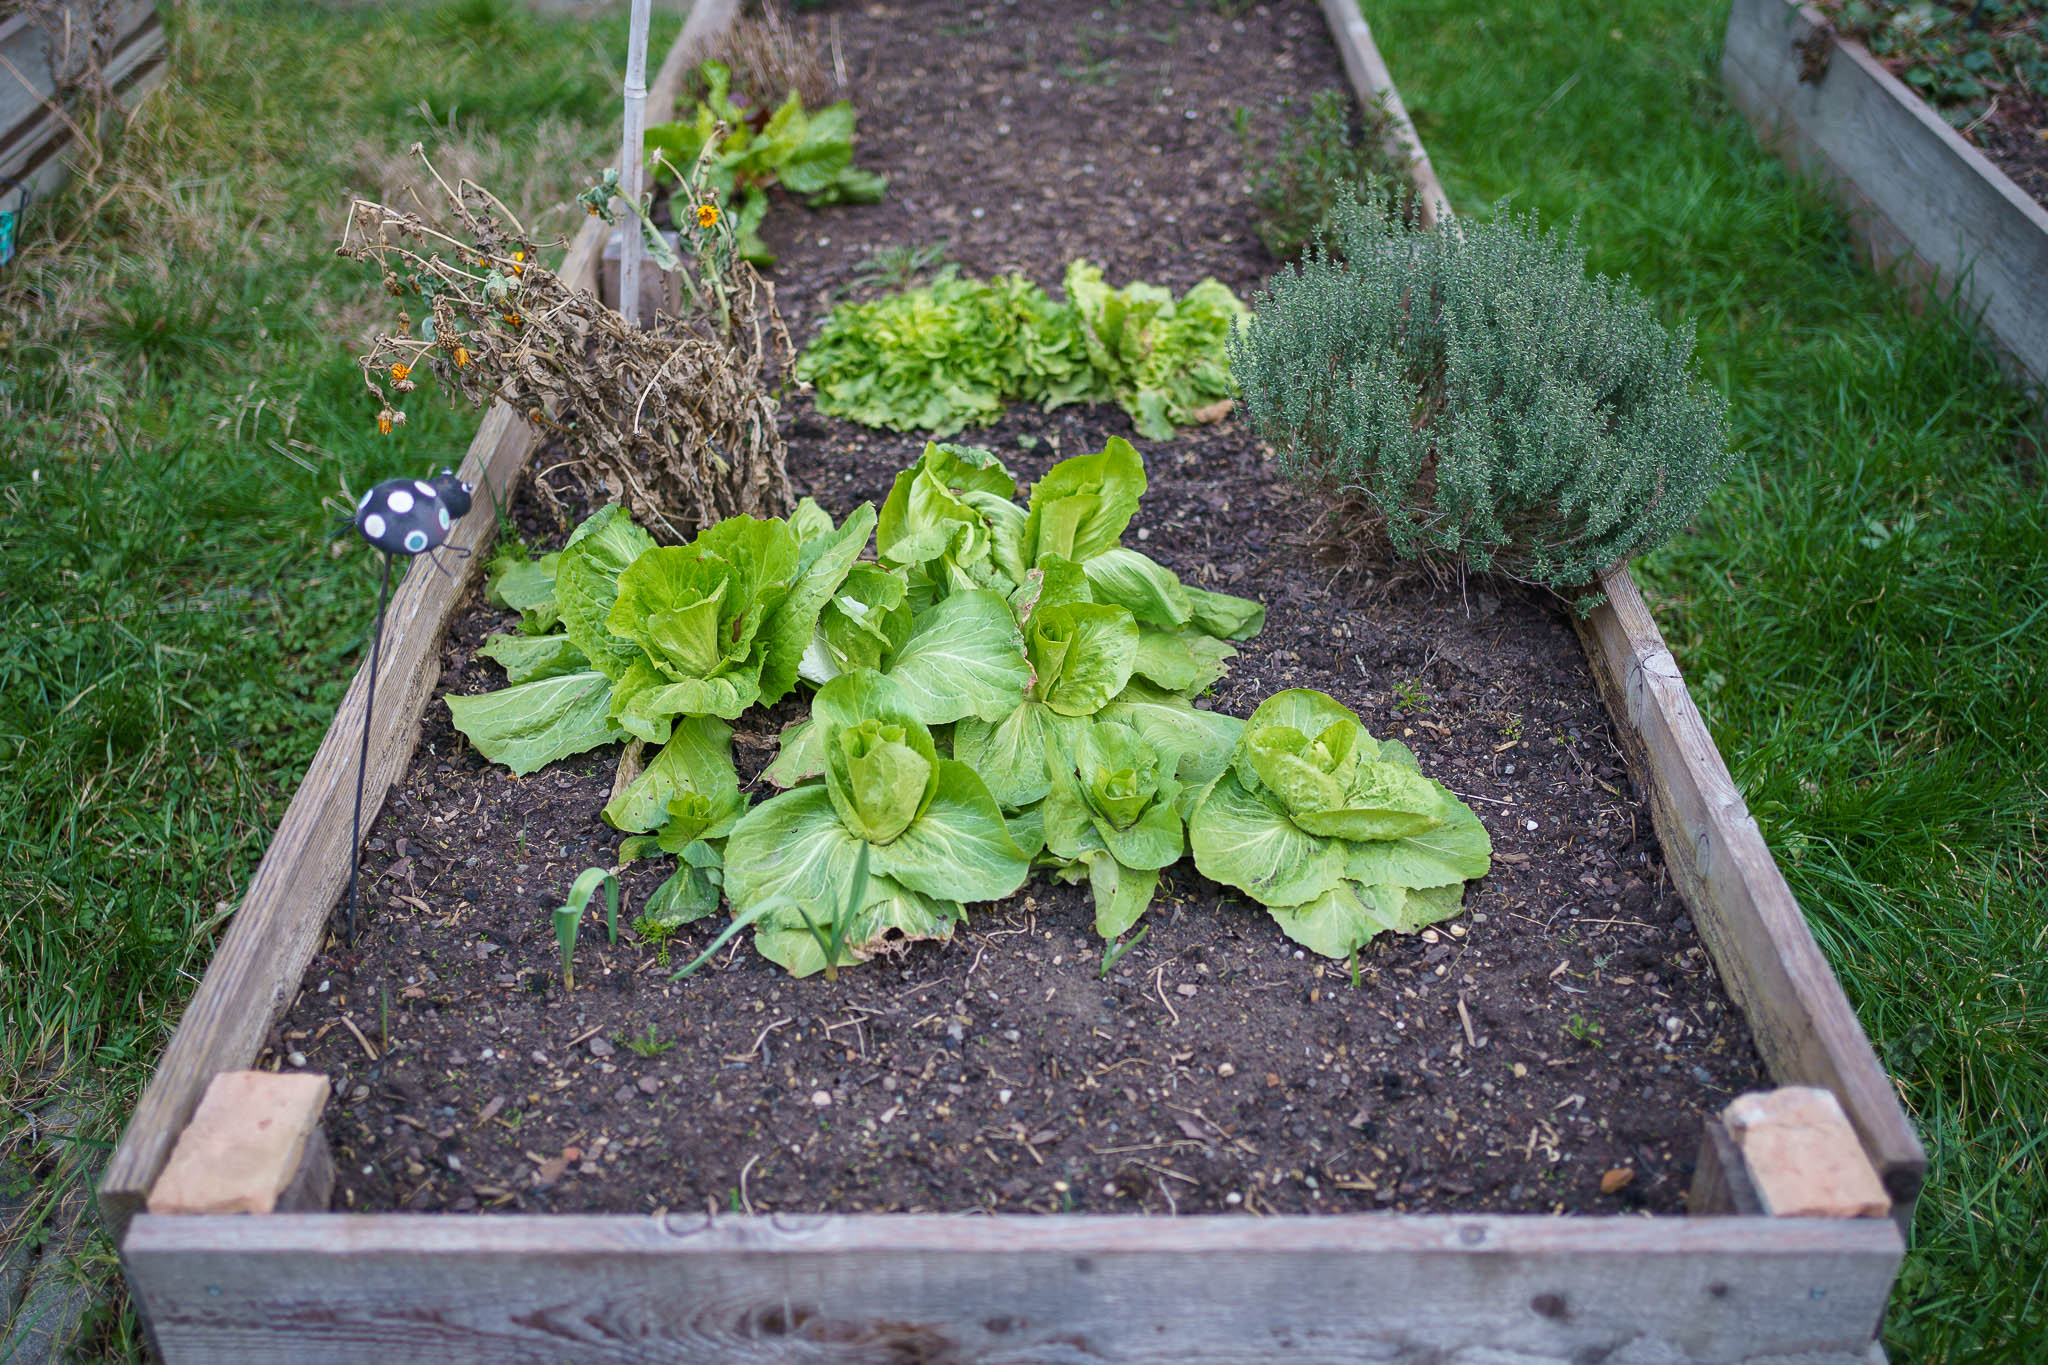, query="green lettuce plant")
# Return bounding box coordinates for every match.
[1189,689,1492,958]
[1043,719,1185,937]
[795,265,1250,439]
[644,60,887,266]
[452,440,1487,981]
[724,671,1030,976]
[1063,261,1247,440]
